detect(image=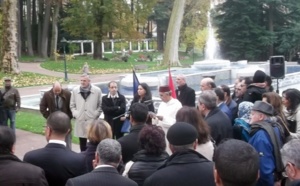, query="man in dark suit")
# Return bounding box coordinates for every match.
[198,90,232,145]
[66,139,137,186]
[40,81,73,149]
[144,122,215,186]
[175,74,195,107]
[0,126,48,185]
[102,81,126,139]
[118,103,147,164]
[23,111,87,186]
